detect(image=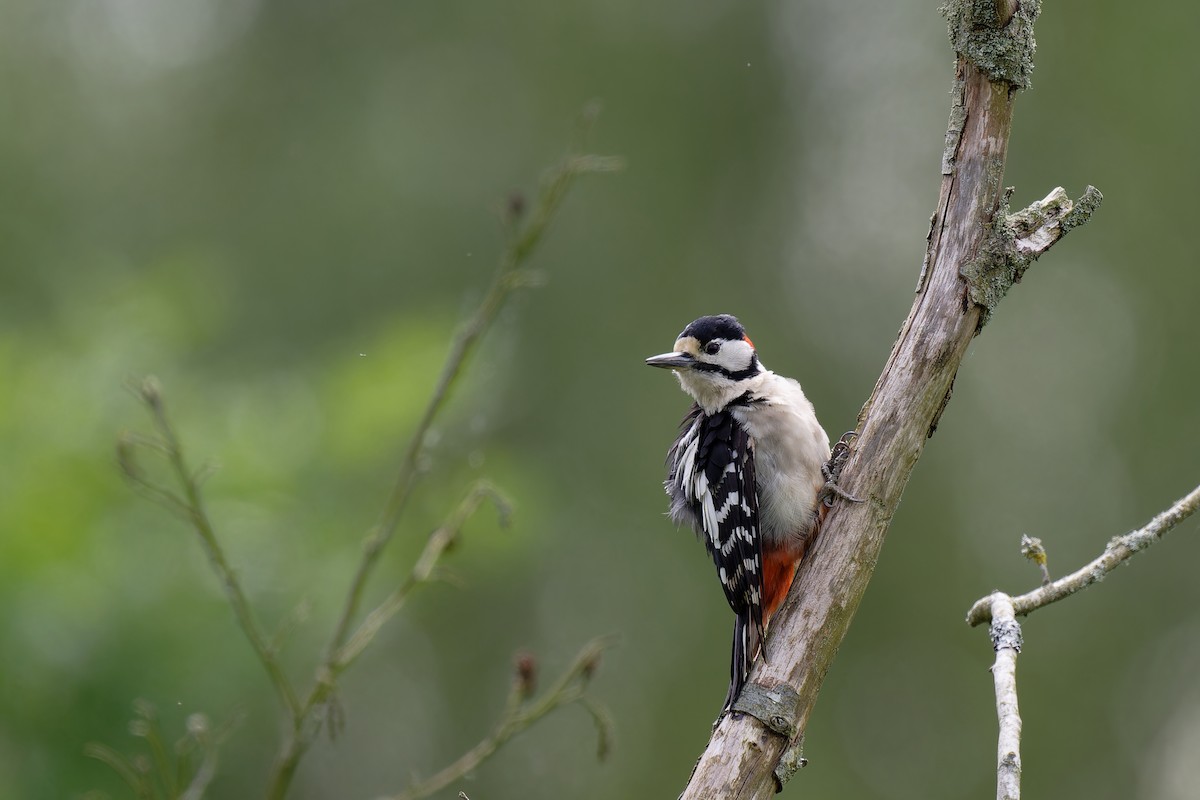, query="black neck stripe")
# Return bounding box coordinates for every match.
[729,390,754,407]
[691,360,760,381]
